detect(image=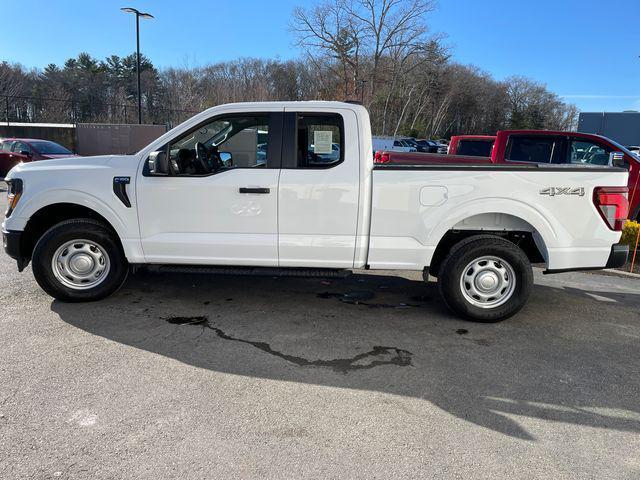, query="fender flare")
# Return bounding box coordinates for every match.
[428,197,558,252]
[19,188,131,239]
